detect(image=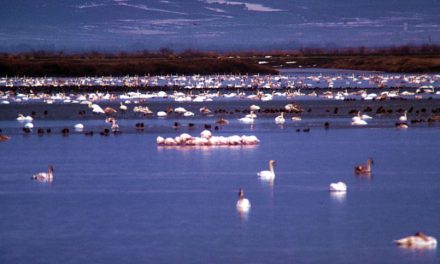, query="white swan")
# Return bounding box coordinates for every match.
[245,112,257,118]
[236,188,251,212]
[351,116,368,126]
[399,110,408,122]
[17,114,33,121]
[24,122,34,129]
[183,111,195,117]
[257,160,275,180]
[157,111,167,117]
[120,102,128,111]
[329,181,347,192]
[250,104,260,111]
[74,123,84,131]
[275,112,285,124]
[361,113,372,119]
[32,165,54,183]
[111,119,119,132]
[88,102,105,114]
[174,107,187,114]
[352,111,372,121]
[239,111,255,124]
[395,232,437,249]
